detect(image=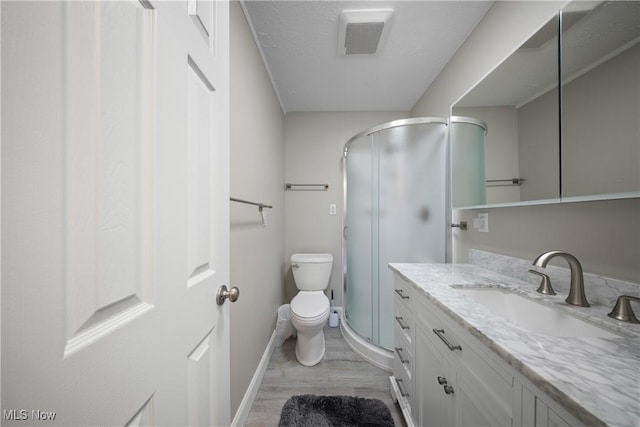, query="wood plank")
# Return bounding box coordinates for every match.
[245,327,406,426]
